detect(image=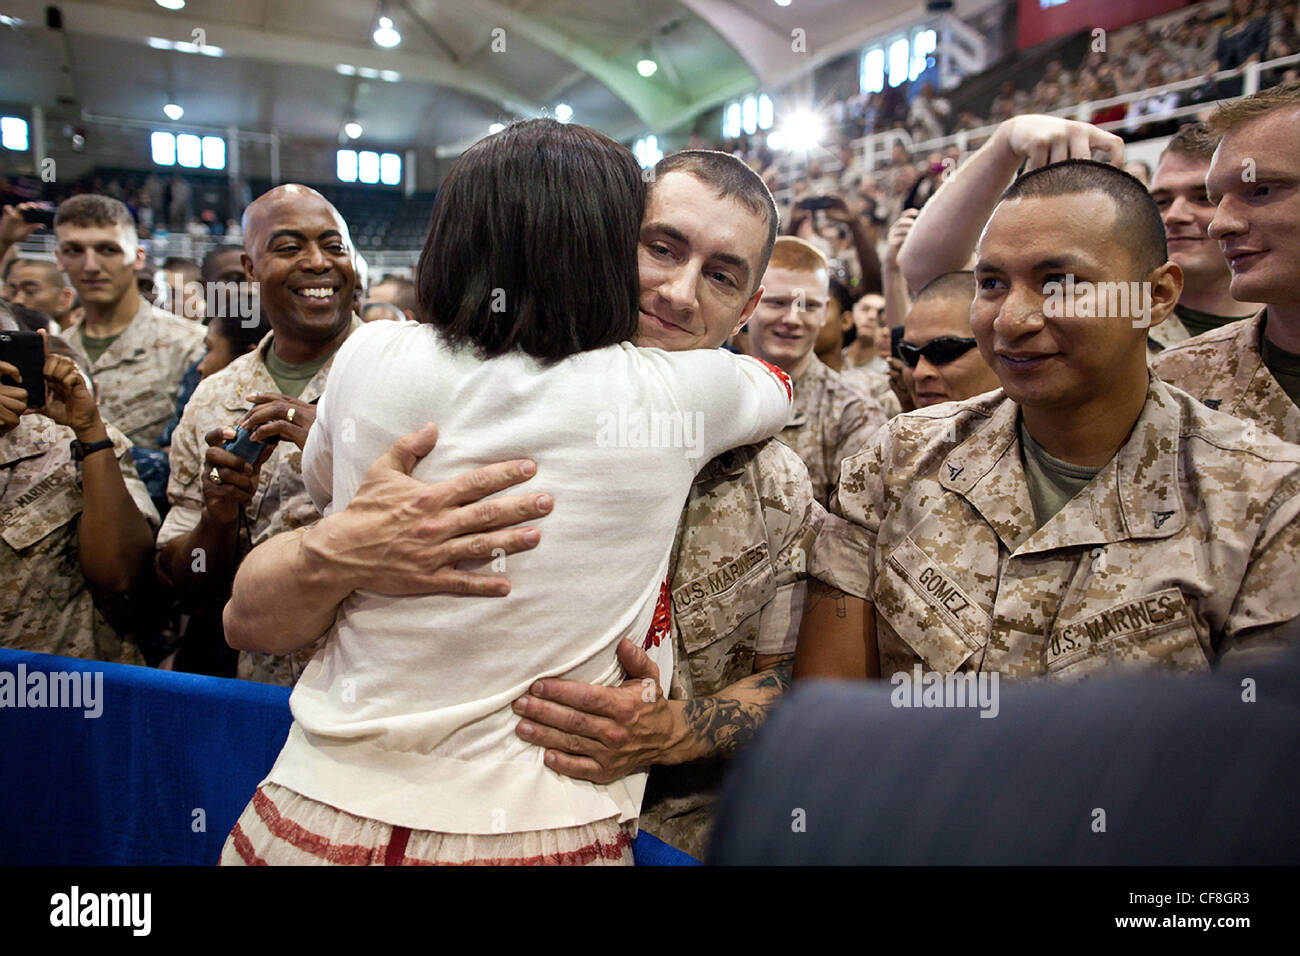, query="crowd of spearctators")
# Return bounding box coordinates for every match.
[2,78,1299,864]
